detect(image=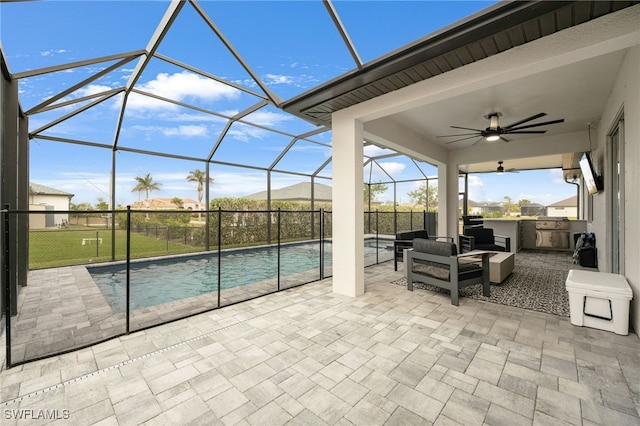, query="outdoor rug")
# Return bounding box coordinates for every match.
[392,266,570,317]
